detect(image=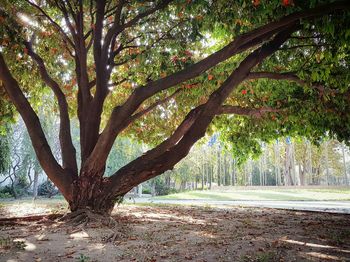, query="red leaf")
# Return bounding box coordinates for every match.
[252,0,260,7]
[282,0,293,6]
